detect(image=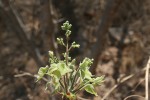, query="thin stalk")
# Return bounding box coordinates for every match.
[72,79,81,92]
[59,79,65,91]
[73,81,90,94]
[70,66,80,90]
[65,36,69,93]
[66,36,69,65]
[68,45,72,51]
[74,77,80,88]
[63,72,68,93]
[69,69,74,86]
